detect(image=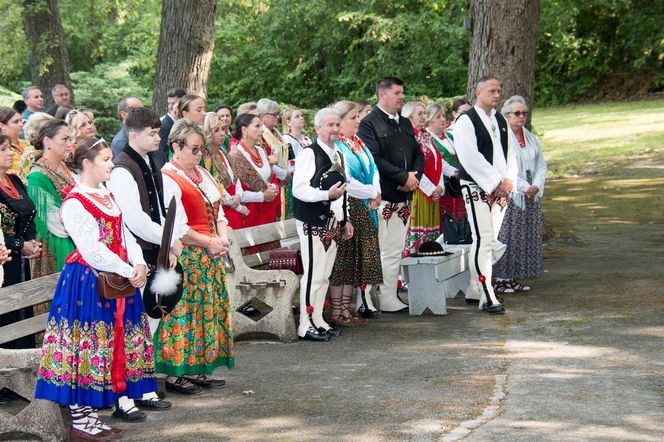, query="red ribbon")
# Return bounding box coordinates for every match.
[111,297,127,394]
